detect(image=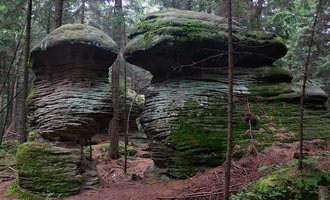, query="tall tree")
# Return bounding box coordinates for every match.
[46,1,52,34]
[298,0,321,170]
[55,0,64,28]
[109,0,123,159]
[80,0,85,24]
[224,0,234,199]
[20,0,32,143]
